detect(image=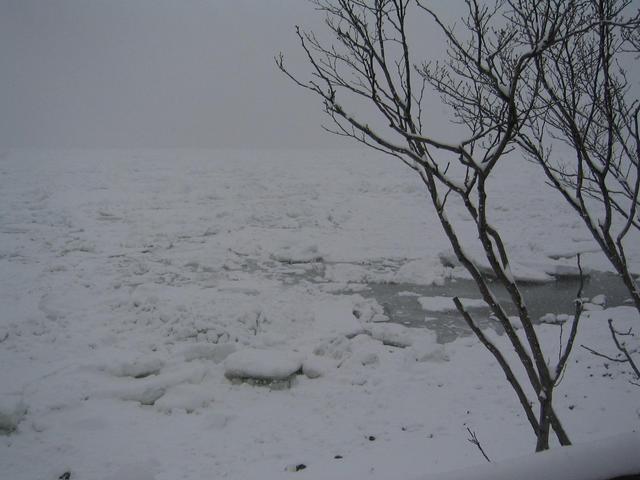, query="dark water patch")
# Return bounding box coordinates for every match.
[365,272,632,343]
[233,256,633,344]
